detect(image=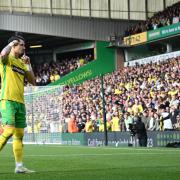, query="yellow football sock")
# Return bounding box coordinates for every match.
[0,126,15,151]
[13,128,24,163]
